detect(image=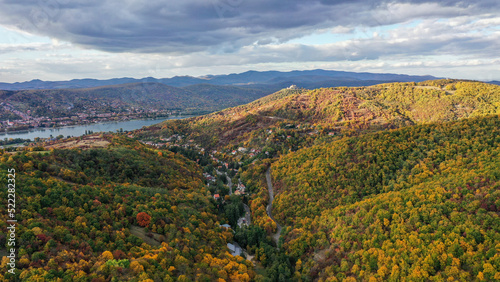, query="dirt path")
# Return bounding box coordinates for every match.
[266,167,282,247]
[262,115,285,120]
[129,225,162,247]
